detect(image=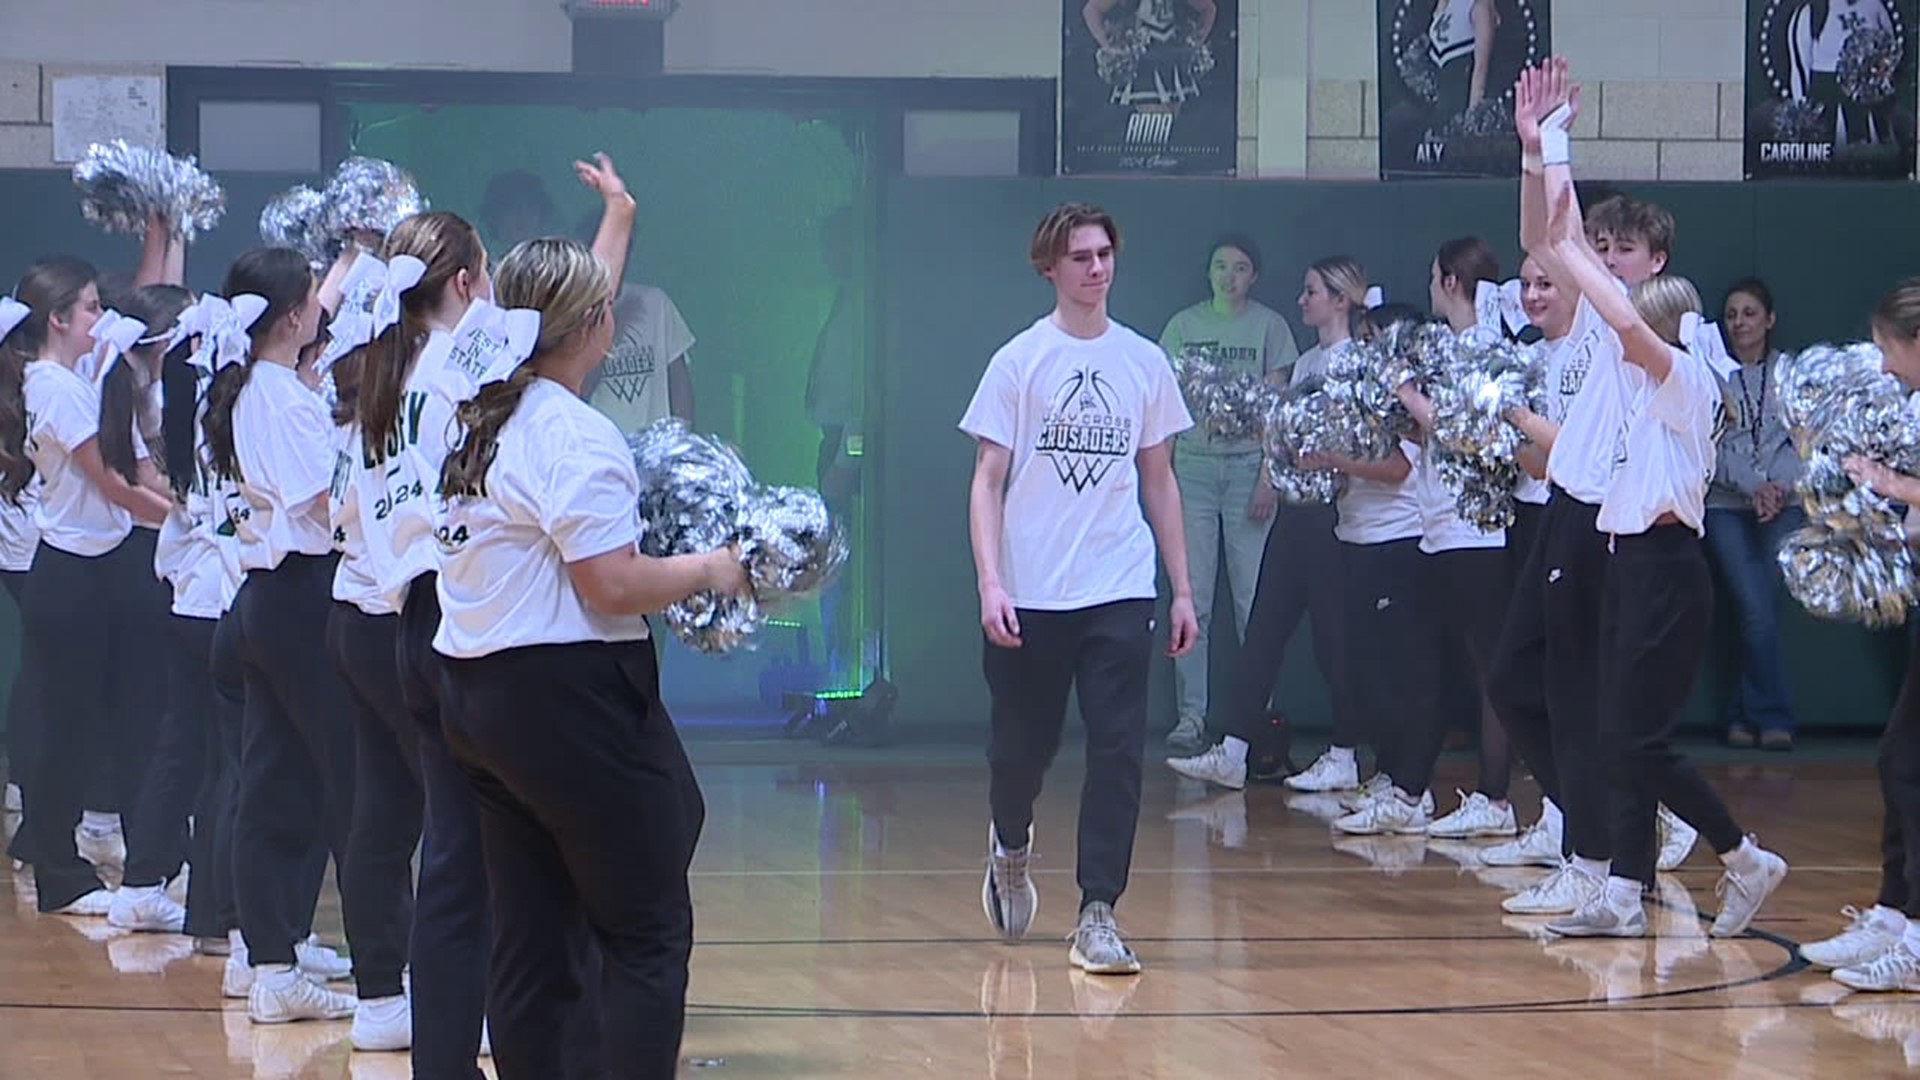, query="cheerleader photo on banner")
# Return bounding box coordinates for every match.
[1376,0,1551,178]
[1744,0,1919,179]
[1060,0,1239,176]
